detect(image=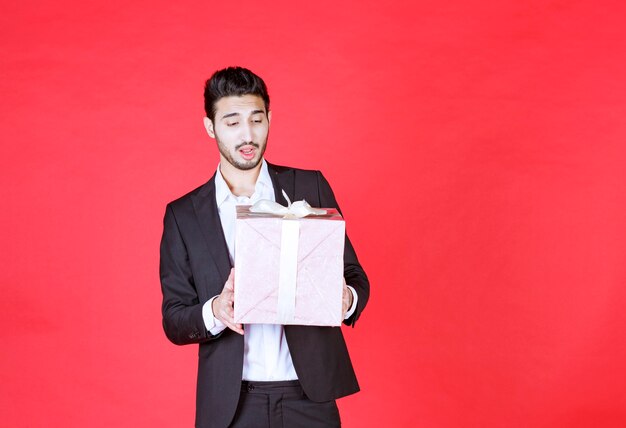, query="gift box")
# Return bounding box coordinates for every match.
[233,203,345,326]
